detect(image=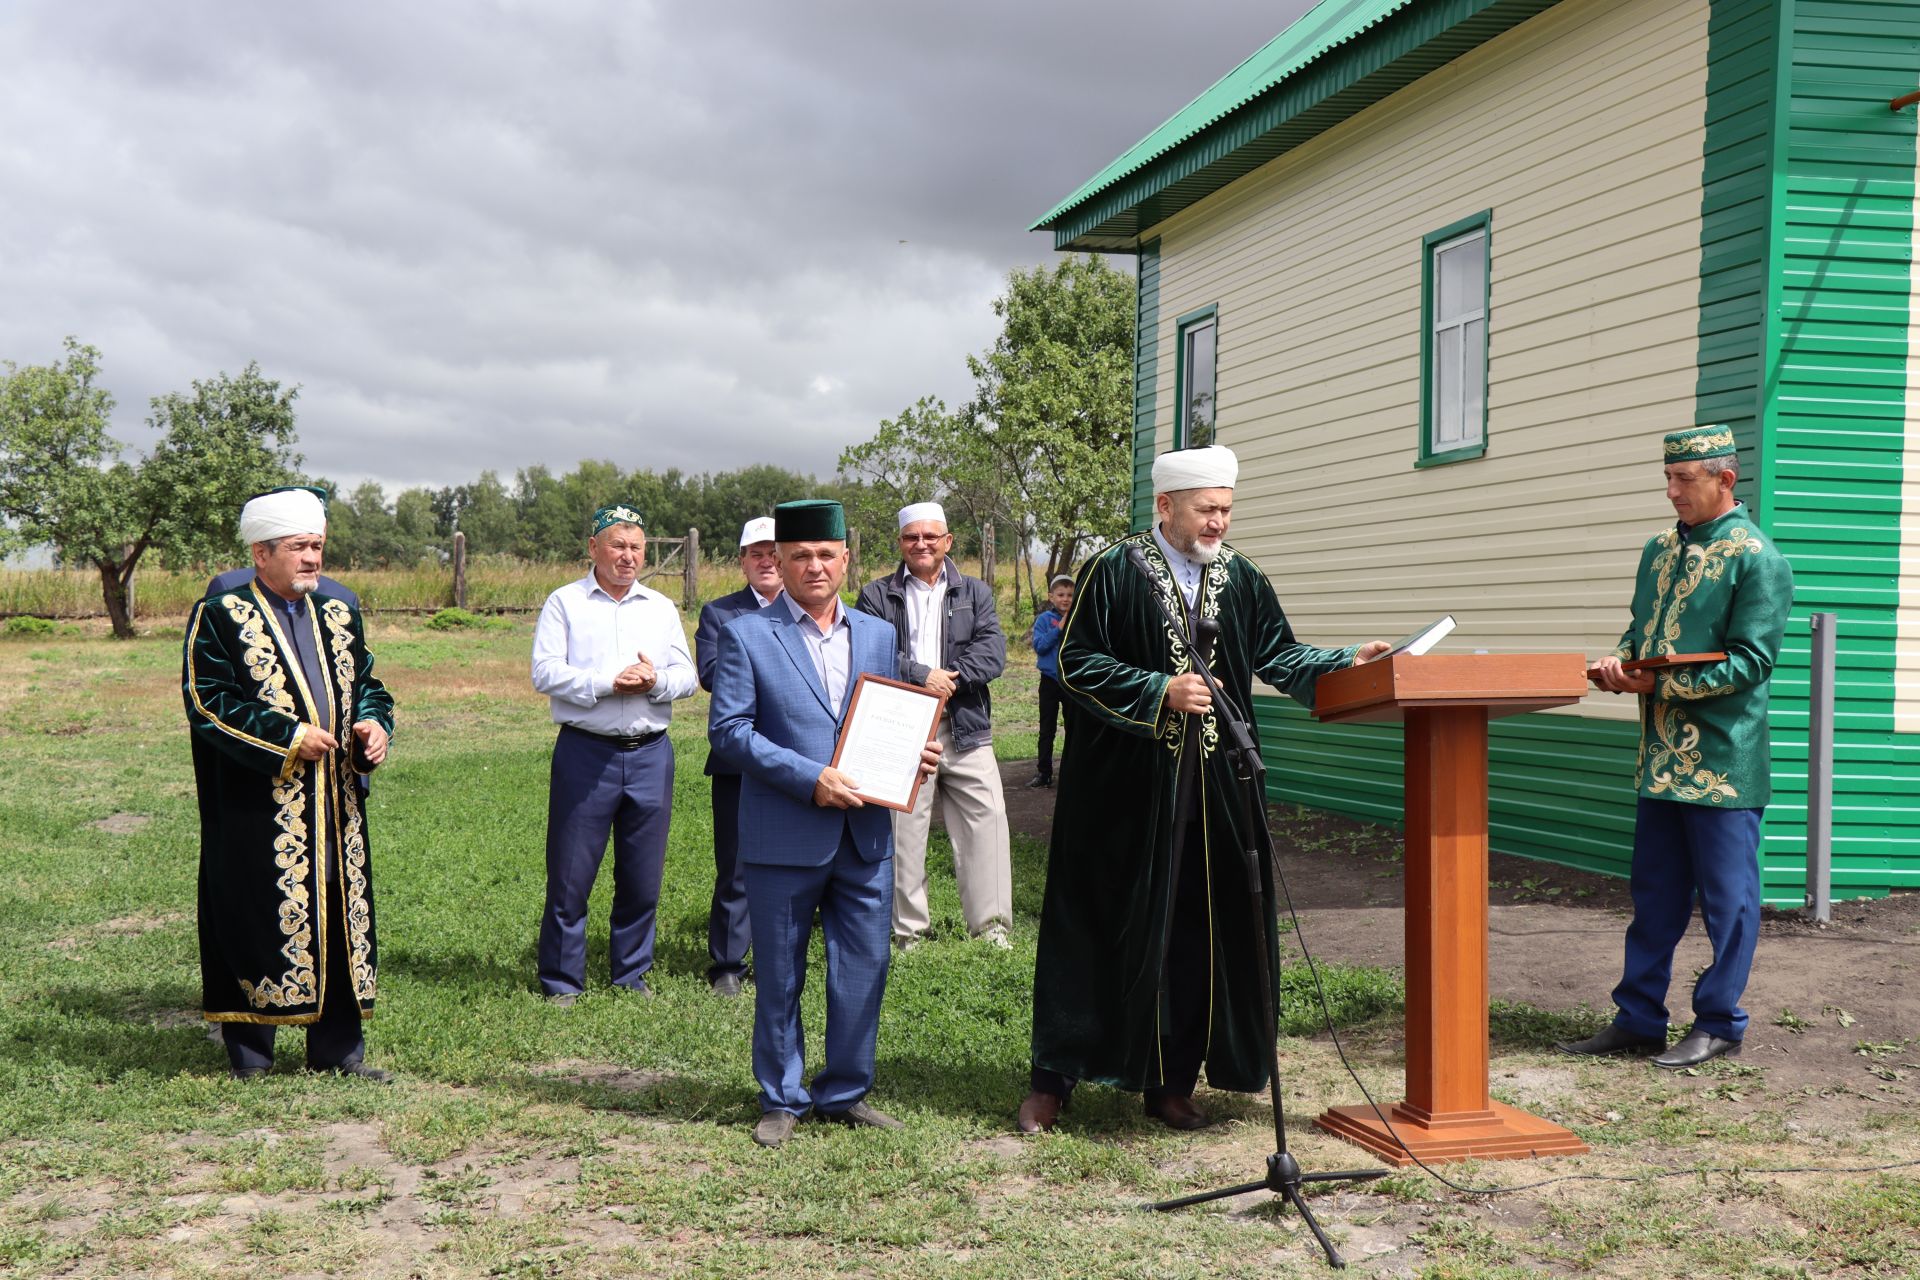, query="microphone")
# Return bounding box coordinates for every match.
[1193,616,1220,674]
